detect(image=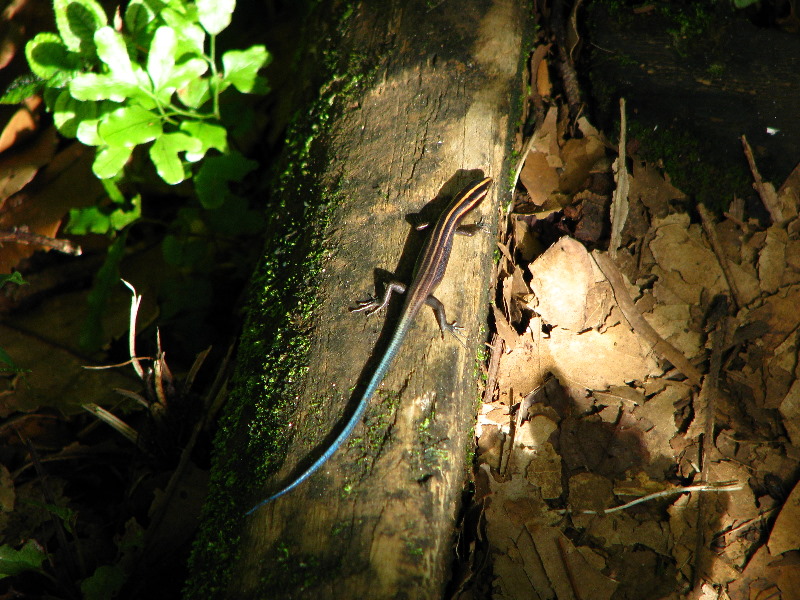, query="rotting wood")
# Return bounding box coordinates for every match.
[215,2,528,599]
